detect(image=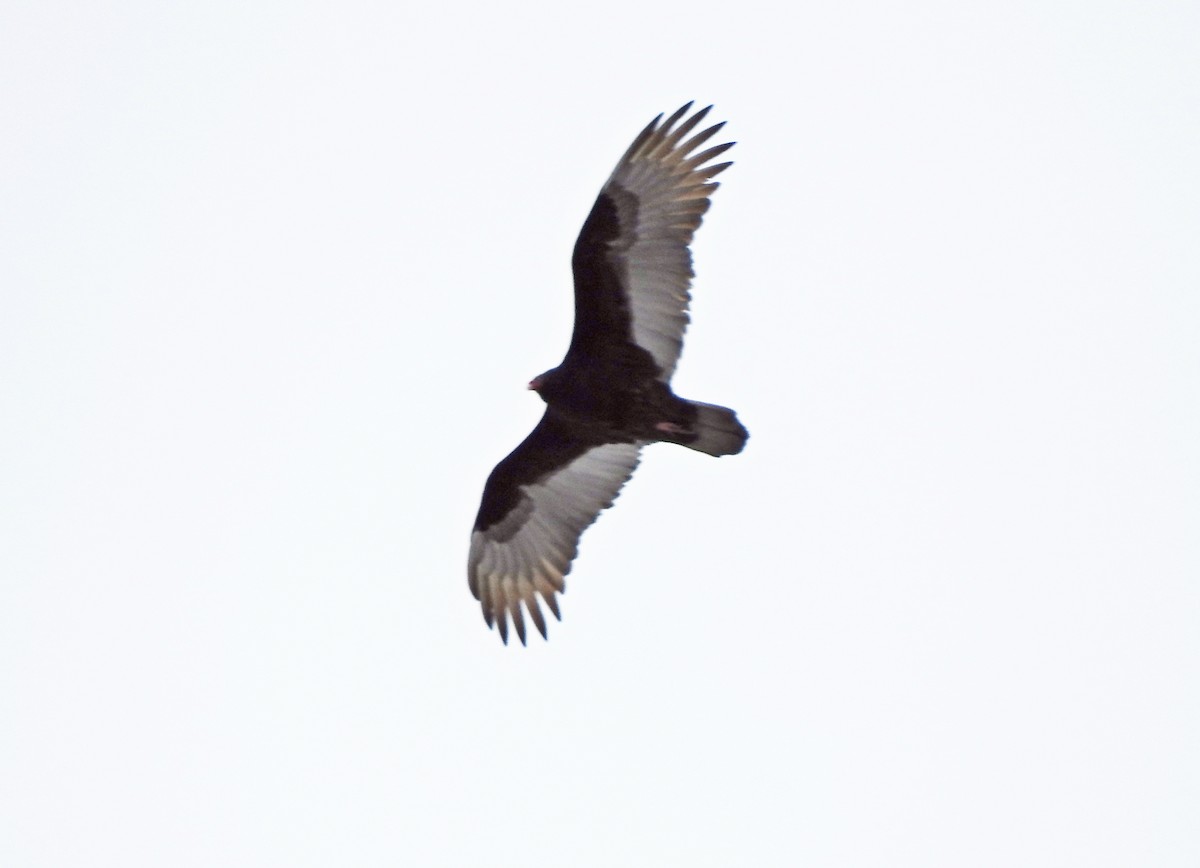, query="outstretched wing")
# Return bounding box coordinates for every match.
[469,412,643,644]
[568,103,734,380]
